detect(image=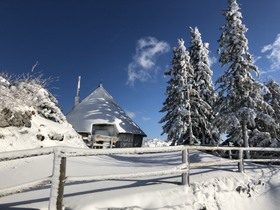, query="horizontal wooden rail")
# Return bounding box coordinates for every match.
[0,177,51,198]
[63,145,186,157]
[190,160,240,168]
[66,167,187,183]
[0,147,54,161]
[2,145,280,162]
[245,159,280,163]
